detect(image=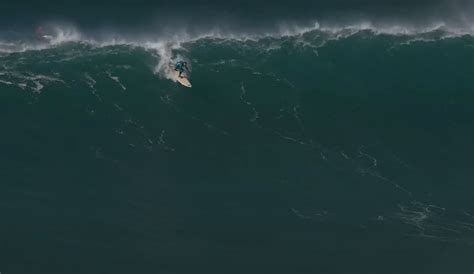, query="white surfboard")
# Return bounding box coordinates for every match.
[172,70,192,88]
